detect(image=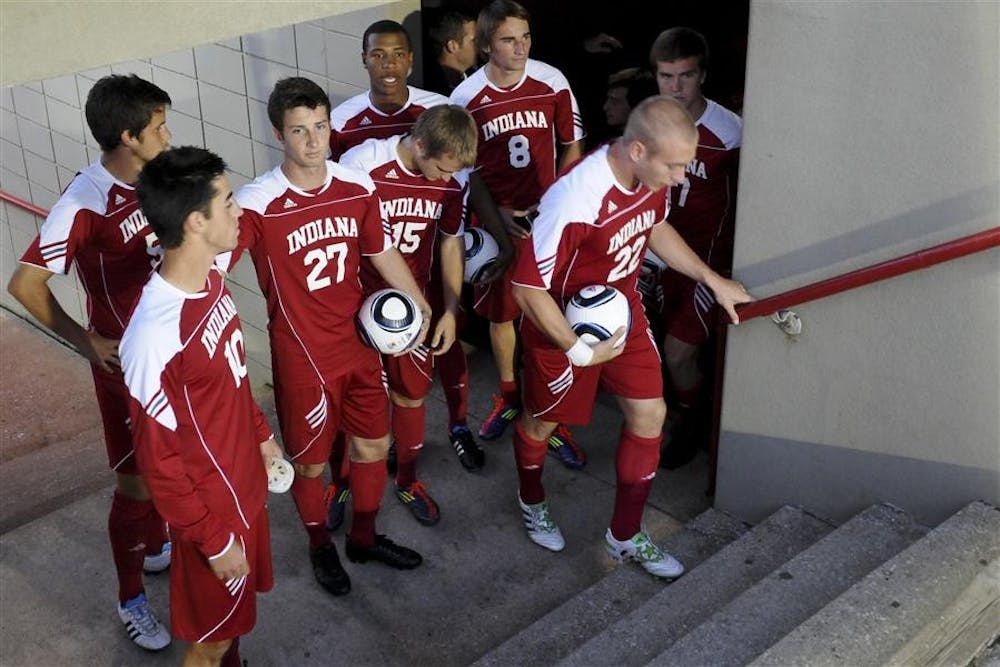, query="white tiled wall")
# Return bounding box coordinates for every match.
[0,4,409,389]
